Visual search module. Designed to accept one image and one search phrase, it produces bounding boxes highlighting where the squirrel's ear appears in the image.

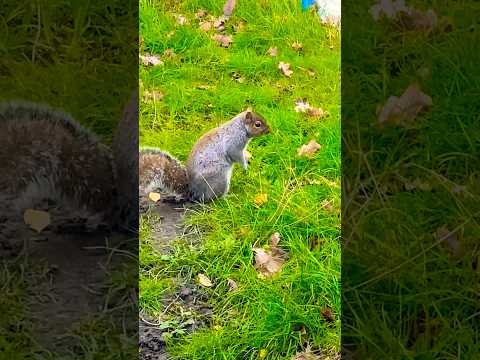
[245,107,252,120]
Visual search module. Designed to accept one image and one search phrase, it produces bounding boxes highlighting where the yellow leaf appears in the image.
[259,349,268,359]
[23,209,51,233]
[148,192,161,202]
[254,193,268,207]
[198,273,213,287]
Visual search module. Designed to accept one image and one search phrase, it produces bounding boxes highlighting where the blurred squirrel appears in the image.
[0,91,138,233]
[140,108,270,202]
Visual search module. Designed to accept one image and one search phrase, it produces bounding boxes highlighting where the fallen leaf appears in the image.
[148,192,161,202]
[278,61,293,77]
[307,69,315,76]
[377,84,432,126]
[163,48,176,58]
[370,0,439,32]
[227,278,238,292]
[297,140,321,158]
[198,273,213,287]
[321,307,335,323]
[223,0,236,17]
[452,184,467,194]
[294,99,329,118]
[267,47,278,56]
[166,31,175,38]
[435,227,463,257]
[195,9,208,19]
[404,178,431,191]
[24,209,51,233]
[253,233,289,278]
[291,41,303,51]
[291,347,321,360]
[174,14,188,25]
[259,349,268,359]
[212,34,233,47]
[270,232,281,247]
[140,54,163,66]
[197,84,210,90]
[253,248,283,278]
[321,199,334,213]
[143,89,164,102]
[254,193,268,207]
[199,21,213,31]
[214,16,228,31]
[230,71,245,83]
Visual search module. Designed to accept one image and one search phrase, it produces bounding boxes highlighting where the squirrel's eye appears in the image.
[254,121,261,128]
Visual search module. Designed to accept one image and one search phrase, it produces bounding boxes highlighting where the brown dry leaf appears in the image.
[253,232,288,278]
[214,16,228,31]
[435,227,463,257]
[253,248,284,278]
[278,61,293,77]
[227,278,238,292]
[294,99,329,119]
[291,41,303,51]
[267,47,278,56]
[174,14,188,25]
[307,69,315,76]
[198,273,213,287]
[321,307,335,323]
[404,178,431,191]
[140,54,163,66]
[254,193,268,207]
[223,0,236,17]
[195,9,208,19]
[199,21,213,31]
[321,199,334,213]
[163,48,176,58]
[377,84,432,126]
[143,89,164,102]
[148,192,161,202]
[452,184,467,194]
[24,209,51,233]
[166,31,175,38]
[297,140,321,158]
[212,34,233,48]
[270,232,281,247]
[370,0,439,32]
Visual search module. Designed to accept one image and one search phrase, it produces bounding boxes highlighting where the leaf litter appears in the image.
[297,140,322,158]
[253,232,289,278]
[377,84,432,126]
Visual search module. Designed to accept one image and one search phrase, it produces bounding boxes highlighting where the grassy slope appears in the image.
[139,0,340,358]
[343,0,480,357]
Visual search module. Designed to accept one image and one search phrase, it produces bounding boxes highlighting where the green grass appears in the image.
[139,0,340,358]
[342,0,480,357]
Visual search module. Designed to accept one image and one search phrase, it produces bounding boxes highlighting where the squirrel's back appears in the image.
[139,148,190,199]
[0,101,118,231]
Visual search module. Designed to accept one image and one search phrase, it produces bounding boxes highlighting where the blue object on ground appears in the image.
[302,0,316,10]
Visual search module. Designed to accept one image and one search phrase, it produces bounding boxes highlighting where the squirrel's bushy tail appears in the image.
[139,148,190,200]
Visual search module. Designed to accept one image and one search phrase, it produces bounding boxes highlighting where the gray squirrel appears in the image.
[139,108,270,202]
[0,91,138,234]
